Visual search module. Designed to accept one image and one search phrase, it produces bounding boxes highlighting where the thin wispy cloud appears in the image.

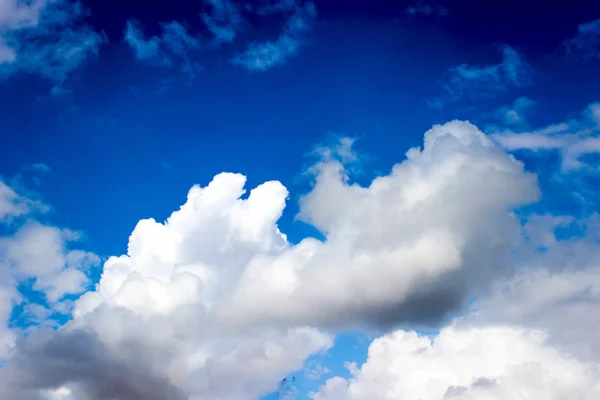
[405,0,448,17]
[565,18,600,60]
[0,0,104,91]
[432,45,532,106]
[231,0,317,71]
[200,0,244,44]
[124,19,201,78]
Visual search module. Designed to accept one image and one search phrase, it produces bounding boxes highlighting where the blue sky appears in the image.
[2,0,600,399]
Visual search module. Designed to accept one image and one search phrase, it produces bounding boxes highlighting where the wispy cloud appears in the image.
[124,19,201,78]
[0,0,104,90]
[494,96,536,127]
[432,45,532,106]
[564,18,600,60]
[405,1,448,17]
[231,1,317,71]
[492,101,600,172]
[200,0,244,44]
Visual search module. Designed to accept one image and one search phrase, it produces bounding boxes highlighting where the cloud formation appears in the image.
[312,324,600,400]
[493,101,600,171]
[230,1,317,71]
[0,0,104,88]
[0,120,541,399]
[124,19,201,78]
[565,18,600,60]
[438,46,532,103]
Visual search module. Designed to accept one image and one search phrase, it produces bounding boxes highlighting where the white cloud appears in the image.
[0,0,104,88]
[311,324,600,400]
[493,96,535,127]
[493,101,600,171]
[0,120,543,399]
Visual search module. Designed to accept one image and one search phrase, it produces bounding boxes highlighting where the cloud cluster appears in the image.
[0,0,103,88]
[0,120,541,399]
[493,101,600,171]
[405,1,448,17]
[312,324,600,400]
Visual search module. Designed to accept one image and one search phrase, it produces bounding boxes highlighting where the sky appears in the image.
[1,0,600,398]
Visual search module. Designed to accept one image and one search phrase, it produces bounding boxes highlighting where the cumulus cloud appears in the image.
[0,0,104,88]
[124,19,201,78]
[231,1,317,71]
[0,120,543,399]
[405,1,448,17]
[565,17,600,60]
[439,45,532,103]
[493,101,600,171]
[311,324,600,400]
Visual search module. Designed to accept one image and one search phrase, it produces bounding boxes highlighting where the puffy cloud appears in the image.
[0,0,103,88]
[0,120,541,399]
[493,101,600,171]
[565,18,600,60]
[311,324,600,400]
[440,46,532,102]
[231,1,317,71]
[405,1,448,17]
[470,213,600,361]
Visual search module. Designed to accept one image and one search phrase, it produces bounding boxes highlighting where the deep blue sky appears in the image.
[2,0,600,397]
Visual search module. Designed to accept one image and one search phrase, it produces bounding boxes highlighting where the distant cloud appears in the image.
[492,101,600,172]
[565,18,600,60]
[200,0,244,44]
[231,1,317,71]
[27,163,51,174]
[405,1,448,17]
[124,19,201,78]
[0,0,104,90]
[494,96,536,127]
[435,45,532,105]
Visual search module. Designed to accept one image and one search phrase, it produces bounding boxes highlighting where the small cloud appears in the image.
[405,1,448,17]
[231,1,317,71]
[435,45,532,105]
[0,0,104,91]
[564,18,600,60]
[28,163,51,174]
[200,0,244,44]
[124,19,201,78]
[494,96,536,127]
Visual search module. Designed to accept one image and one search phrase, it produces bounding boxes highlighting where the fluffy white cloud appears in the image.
[493,101,600,171]
[0,120,543,399]
[312,324,600,400]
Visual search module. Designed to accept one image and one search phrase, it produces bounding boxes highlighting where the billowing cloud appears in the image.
[0,120,541,399]
[0,0,104,88]
[311,324,600,400]
[493,101,600,171]
[231,1,317,71]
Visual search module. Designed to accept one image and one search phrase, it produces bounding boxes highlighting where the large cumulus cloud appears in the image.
[0,120,542,399]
